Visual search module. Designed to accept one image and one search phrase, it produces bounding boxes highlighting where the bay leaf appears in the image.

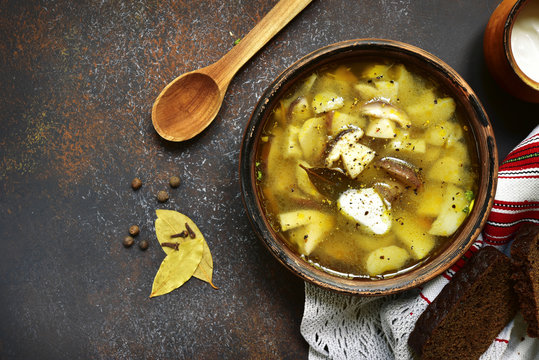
[150,238,204,298]
[298,164,356,199]
[155,209,217,289]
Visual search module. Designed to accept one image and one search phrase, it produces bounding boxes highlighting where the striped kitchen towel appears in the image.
[484,124,539,247]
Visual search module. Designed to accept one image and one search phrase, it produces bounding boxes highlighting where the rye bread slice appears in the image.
[408,246,518,360]
[511,223,539,338]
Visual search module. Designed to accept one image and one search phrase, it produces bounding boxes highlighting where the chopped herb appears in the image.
[257,170,263,181]
[465,190,474,201]
[462,206,469,214]
[234,38,241,45]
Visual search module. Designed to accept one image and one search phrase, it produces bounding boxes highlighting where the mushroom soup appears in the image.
[256,60,478,278]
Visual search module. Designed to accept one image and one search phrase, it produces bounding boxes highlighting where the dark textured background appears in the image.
[0,0,535,359]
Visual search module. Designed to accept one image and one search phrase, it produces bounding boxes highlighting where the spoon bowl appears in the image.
[151,0,313,142]
[152,72,222,142]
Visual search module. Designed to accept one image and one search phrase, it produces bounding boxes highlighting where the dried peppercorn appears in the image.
[131,178,142,190]
[169,176,181,188]
[139,240,149,251]
[123,236,134,248]
[157,190,169,203]
[129,225,140,236]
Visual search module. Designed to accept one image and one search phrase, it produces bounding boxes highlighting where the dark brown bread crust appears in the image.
[511,223,539,338]
[408,246,518,360]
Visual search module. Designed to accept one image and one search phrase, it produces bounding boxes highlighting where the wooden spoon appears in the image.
[152,0,313,142]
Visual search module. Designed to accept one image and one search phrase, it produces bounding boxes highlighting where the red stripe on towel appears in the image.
[419,292,431,305]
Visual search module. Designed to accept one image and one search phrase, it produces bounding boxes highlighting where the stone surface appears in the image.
[0,0,533,359]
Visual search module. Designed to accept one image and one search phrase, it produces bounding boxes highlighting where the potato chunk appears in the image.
[288,96,312,125]
[298,117,327,162]
[391,64,420,106]
[427,156,463,184]
[417,182,446,217]
[352,233,396,252]
[365,245,410,276]
[279,210,334,255]
[365,118,397,138]
[266,128,283,175]
[393,215,435,259]
[283,125,302,159]
[406,96,456,127]
[312,91,344,114]
[279,209,324,231]
[355,82,380,101]
[428,184,469,236]
[332,65,358,82]
[425,122,453,146]
[389,138,426,153]
[330,111,365,135]
[354,80,399,102]
[372,80,399,101]
[361,64,390,79]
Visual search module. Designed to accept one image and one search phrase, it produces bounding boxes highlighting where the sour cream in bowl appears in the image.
[484,0,539,103]
[510,0,539,85]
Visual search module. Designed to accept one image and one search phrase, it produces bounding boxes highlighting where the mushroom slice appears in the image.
[373,180,404,204]
[325,128,375,179]
[287,96,311,124]
[377,157,423,190]
[337,188,392,235]
[360,100,411,128]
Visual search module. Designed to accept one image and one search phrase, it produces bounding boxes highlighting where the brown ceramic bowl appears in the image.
[239,39,498,296]
[484,0,539,103]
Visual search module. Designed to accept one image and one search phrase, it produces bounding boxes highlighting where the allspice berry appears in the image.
[157,190,169,203]
[123,236,134,248]
[139,240,149,251]
[169,176,181,188]
[131,177,142,190]
[128,225,140,236]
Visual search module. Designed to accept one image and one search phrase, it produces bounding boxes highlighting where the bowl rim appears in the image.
[239,38,498,296]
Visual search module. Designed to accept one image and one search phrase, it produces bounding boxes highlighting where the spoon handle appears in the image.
[206,0,313,89]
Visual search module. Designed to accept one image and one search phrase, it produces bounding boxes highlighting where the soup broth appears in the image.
[256,59,478,279]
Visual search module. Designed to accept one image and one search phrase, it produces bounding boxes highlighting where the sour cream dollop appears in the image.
[511,0,539,83]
